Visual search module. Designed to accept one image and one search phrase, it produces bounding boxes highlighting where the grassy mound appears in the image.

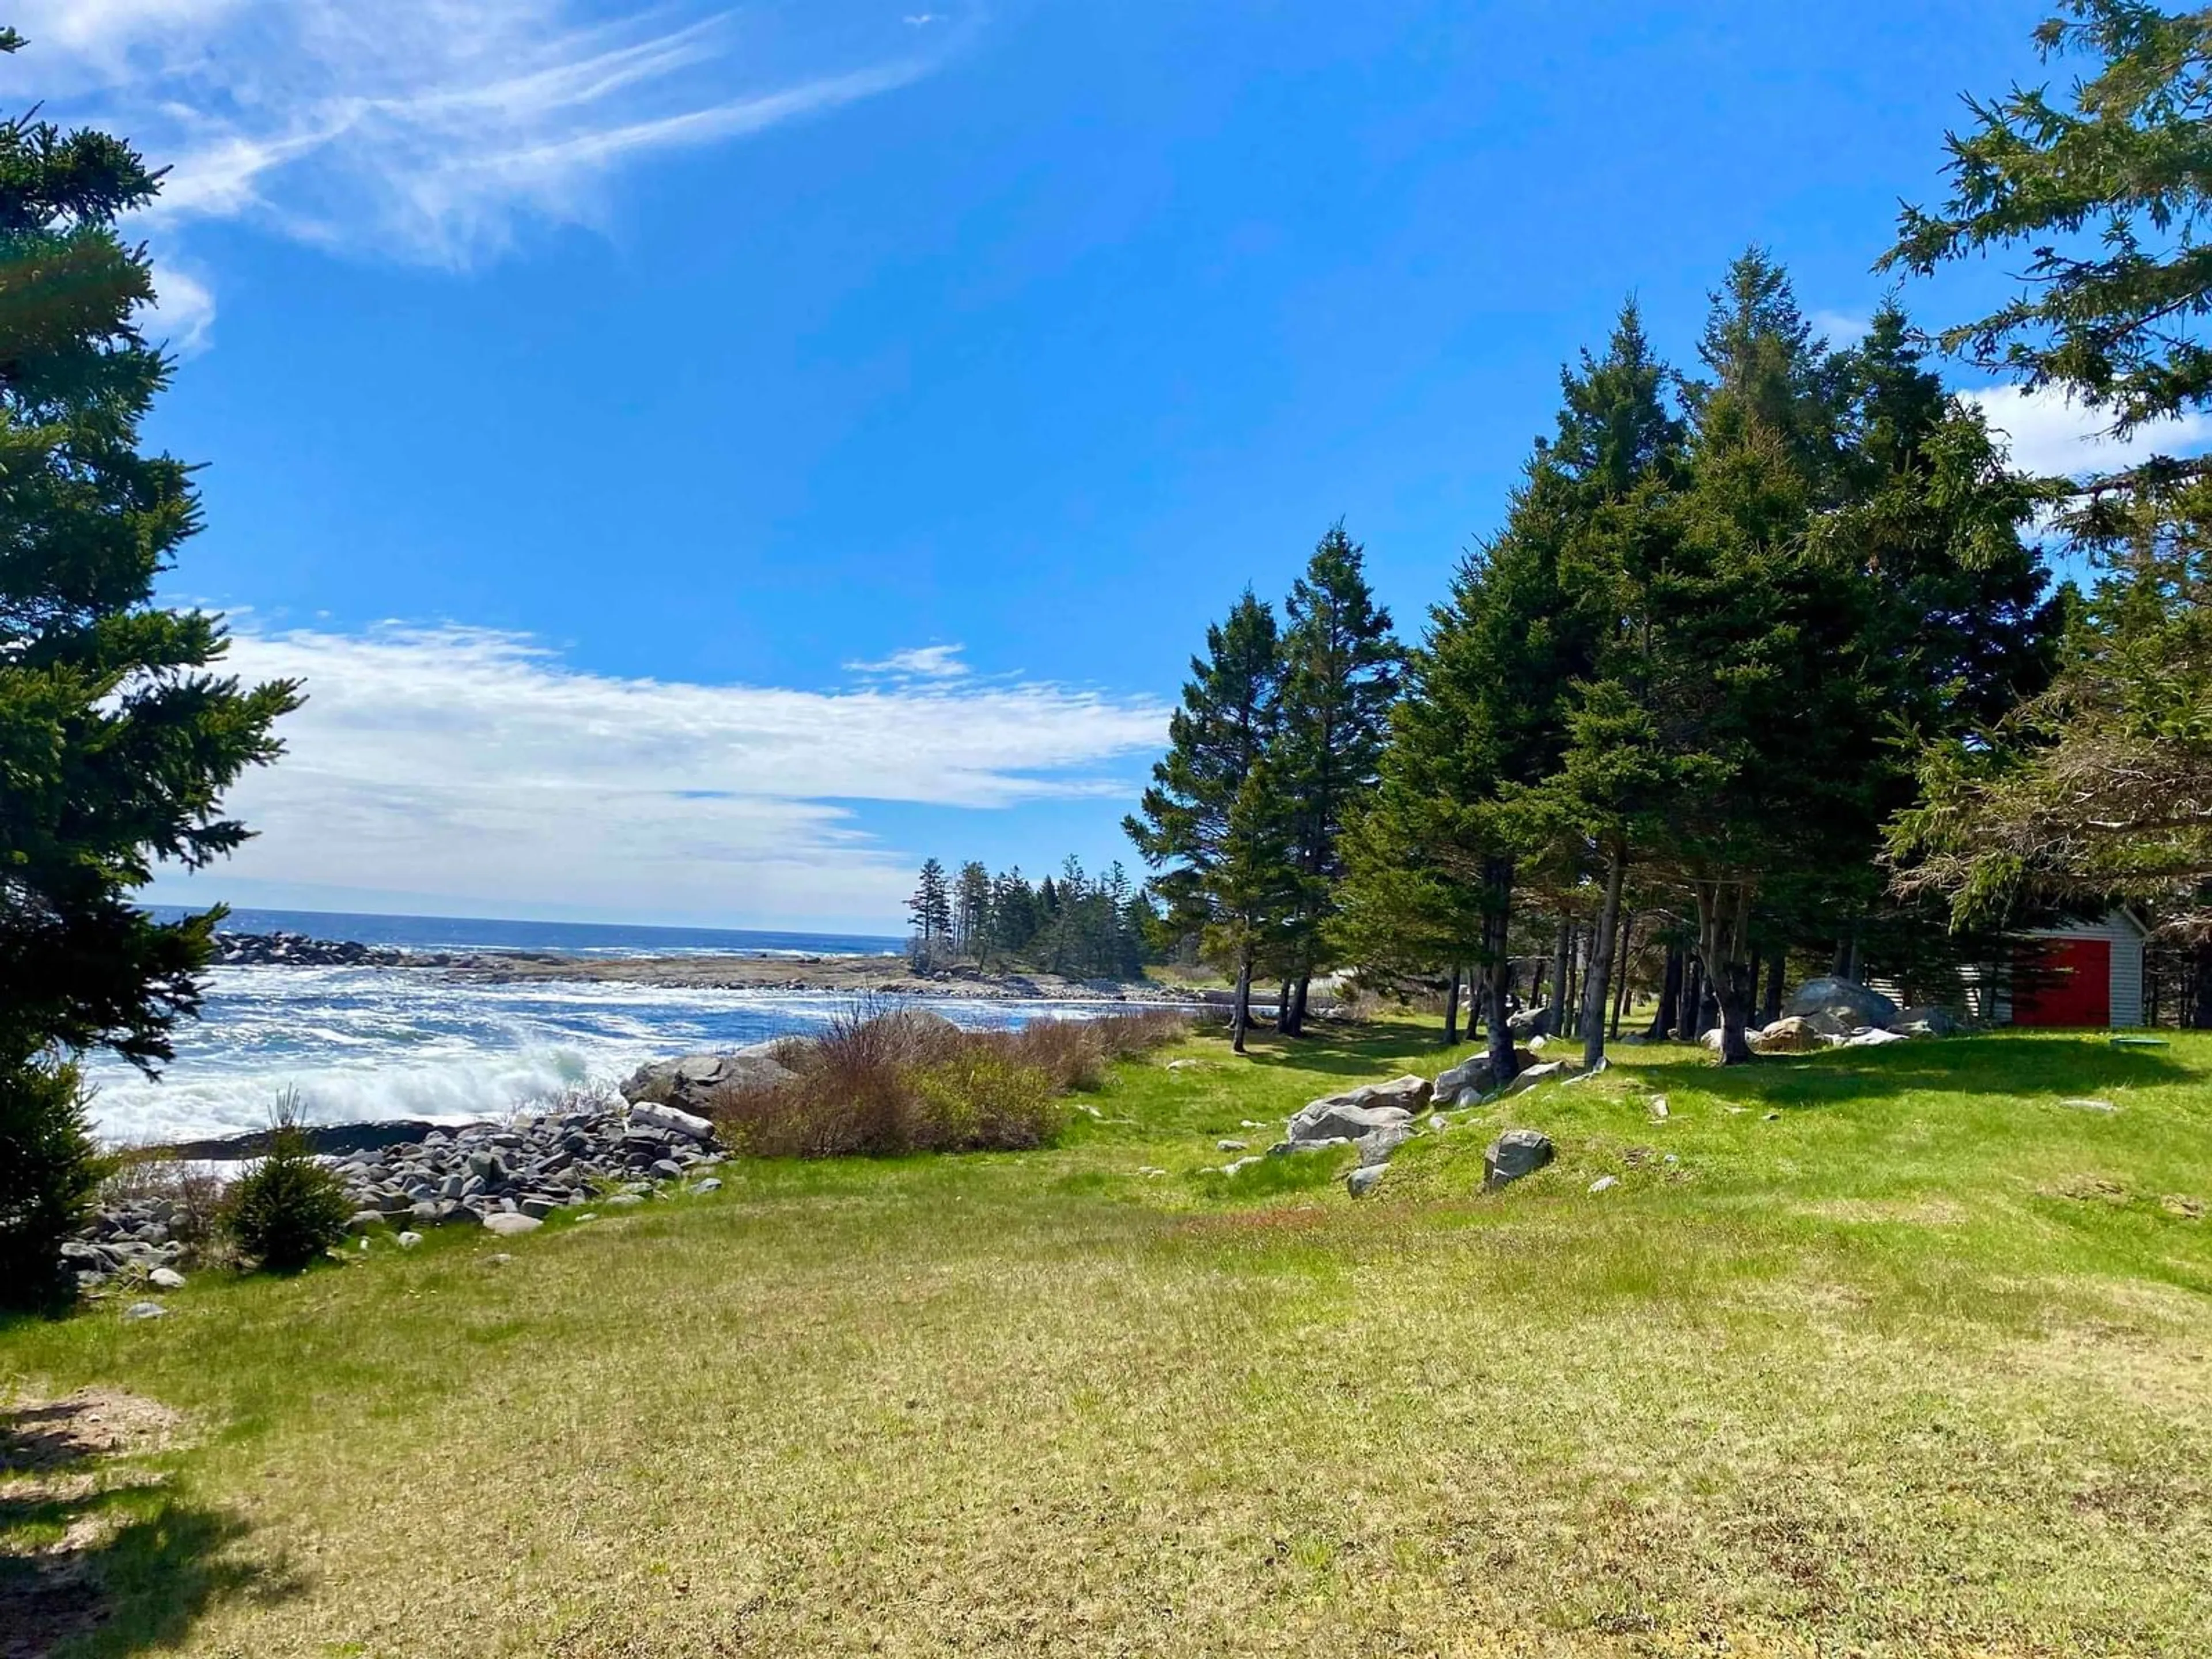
[3,1024,2210,1656]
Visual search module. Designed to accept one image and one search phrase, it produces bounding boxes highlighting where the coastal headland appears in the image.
[216,929,1238,1006]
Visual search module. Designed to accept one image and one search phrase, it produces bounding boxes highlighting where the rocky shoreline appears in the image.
[214,930,451,967]
[67,1091,726,1296]
[209,928,1222,1005]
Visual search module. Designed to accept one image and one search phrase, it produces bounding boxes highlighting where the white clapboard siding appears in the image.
[1868,910,2147,1028]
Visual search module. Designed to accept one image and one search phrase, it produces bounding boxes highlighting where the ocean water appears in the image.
[86,909,1109,1144]
[141,906,907,960]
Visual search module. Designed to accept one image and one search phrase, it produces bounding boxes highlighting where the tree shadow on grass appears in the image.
[1232,1024,1448,1080]
[1655,1035,2194,1111]
[2,1395,298,1658]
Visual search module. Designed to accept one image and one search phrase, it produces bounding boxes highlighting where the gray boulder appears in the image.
[1286,1075,1431,1145]
[148,1266,187,1290]
[1354,1123,1415,1167]
[1483,1128,1554,1190]
[622,1050,794,1110]
[1783,976,1900,1032]
[1288,1099,1413,1146]
[123,1300,169,1321]
[1433,1056,1493,1105]
[1753,1016,1826,1054]
[1346,1165,1388,1199]
[482,1213,543,1238]
[1508,1005,1558,1040]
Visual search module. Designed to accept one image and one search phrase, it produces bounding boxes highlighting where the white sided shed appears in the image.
[1991,909,2149,1029]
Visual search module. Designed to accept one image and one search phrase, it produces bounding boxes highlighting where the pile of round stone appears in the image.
[335,1102,721,1233]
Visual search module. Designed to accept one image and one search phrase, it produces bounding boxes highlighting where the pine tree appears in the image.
[953,861,991,959]
[1126,589,1289,1044]
[0,39,300,1303]
[1510,301,1687,1070]
[1271,524,1402,1033]
[1885,1,2212,442]
[1630,251,1857,1060]
[906,858,953,955]
[990,867,1039,959]
[1883,2,2212,974]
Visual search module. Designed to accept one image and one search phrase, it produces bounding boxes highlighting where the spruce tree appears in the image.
[906,859,953,953]
[1510,301,1687,1070]
[1126,589,1287,1049]
[953,860,991,958]
[0,37,300,1302]
[1270,525,1402,1033]
[1343,456,1582,1083]
[1884,2,2212,970]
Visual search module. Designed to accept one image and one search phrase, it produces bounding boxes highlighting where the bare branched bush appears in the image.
[101,1149,228,1256]
[706,1005,1188,1158]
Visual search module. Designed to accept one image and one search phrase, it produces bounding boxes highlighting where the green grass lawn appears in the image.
[6,1023,2211,1657]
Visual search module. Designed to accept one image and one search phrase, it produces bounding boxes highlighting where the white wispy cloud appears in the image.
[844,643,972,679]
[134,257,218,355]
[6,0,957,335]
[187,624,1163,925]
[1810,308,1871,347]
[1960,384,2212,478]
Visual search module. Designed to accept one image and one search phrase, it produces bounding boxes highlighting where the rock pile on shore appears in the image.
[63,1098,725,1294]
[332,1100,721,1232]
[213,931,450,968]
[62,1200,194,1294]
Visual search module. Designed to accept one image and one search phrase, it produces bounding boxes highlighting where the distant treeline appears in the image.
[906,855,1161,980]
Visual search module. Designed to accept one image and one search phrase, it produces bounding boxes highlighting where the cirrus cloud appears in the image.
[5,0,964,345]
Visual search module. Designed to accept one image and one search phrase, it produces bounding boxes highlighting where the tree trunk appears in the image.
[1705,884,1758,1065]
[1232,949,1254,1054]
[1482,862,1520,1086]
[1548,919,1571,1035]
[1293,974,1312,1034]
[1717,957,1758,1063]
[1273,978,1293,1036]
[1581,843,1628,1071]
[1563,924,1581,1038]
[2193,938,2212,1029]
[1647,946,1682,1041]
[1676,953,1703,1043]
[1611,912,1637,1041]
[1760,946,1786,1025]
[1443,967,1461,1046]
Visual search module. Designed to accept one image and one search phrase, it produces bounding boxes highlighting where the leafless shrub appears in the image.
[100,1150,227,1255]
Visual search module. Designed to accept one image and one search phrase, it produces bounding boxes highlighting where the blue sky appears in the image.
[15,1,2205,931]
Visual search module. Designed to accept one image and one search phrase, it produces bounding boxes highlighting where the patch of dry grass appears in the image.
[707,1003,1190,1157]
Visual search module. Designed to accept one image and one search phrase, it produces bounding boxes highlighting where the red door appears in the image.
[2014,938,2111,1027]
